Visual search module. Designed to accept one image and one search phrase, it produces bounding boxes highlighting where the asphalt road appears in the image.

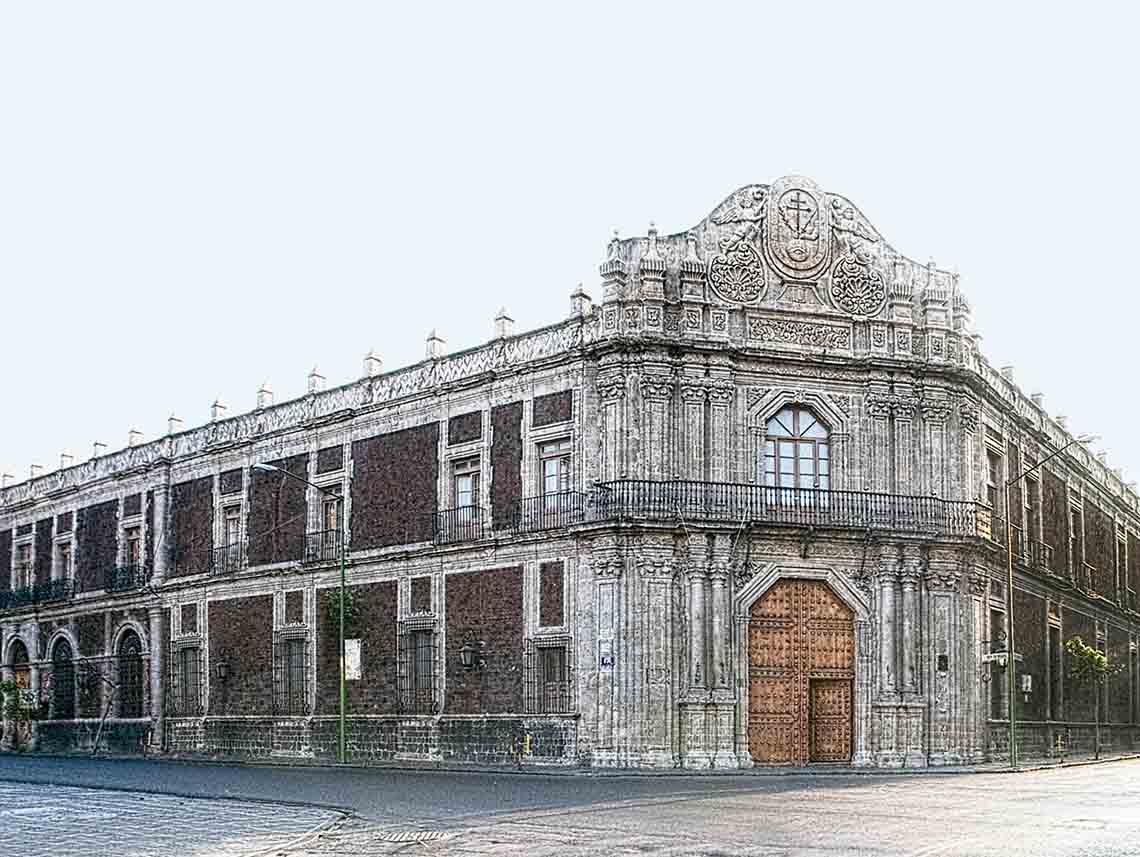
[3,756,1140,856]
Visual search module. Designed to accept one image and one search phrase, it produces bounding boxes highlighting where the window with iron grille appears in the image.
[397,622,436,714]
[51,639,76,720]
[169,645,202,716]
[118,632,145,718]
[524,638,573,714]
[273,634,309,715]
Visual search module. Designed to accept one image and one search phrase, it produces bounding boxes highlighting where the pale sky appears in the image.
[1,3,1135,486]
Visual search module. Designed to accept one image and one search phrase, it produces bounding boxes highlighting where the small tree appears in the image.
[1064,635,1121,759]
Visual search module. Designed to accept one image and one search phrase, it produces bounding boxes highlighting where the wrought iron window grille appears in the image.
[523,635,574,715]
[397,618,438,714]
[272,631,310,716]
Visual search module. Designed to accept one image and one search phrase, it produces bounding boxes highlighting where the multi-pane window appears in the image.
[1025,477,1040,539]
[14,544,31,589]
[763,407,830,490]
[986,450,1003,509]
[320,489,343,534]
[56,542,72,581]
[282,637,306,715]
[174,646,201,715]
[125,526,142,567]
[452,458,480,509]
[223,506,241,547]
[539,439,572,495]
[411,629,433,712]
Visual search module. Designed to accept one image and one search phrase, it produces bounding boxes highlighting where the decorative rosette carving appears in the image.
[707,235,766,304]
[829,253,887,317]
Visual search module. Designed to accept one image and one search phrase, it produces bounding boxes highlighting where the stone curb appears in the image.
[6,748,1139,779]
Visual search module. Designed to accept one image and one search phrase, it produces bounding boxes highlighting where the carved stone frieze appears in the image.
[747,316,851,350]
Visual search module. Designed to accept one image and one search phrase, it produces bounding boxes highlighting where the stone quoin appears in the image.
[2,175,1139,767]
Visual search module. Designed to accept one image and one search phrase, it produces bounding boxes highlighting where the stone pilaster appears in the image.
[707,535,735,769]
[148,607,165,750]
[922,397,951,499]
[865,388,892,492]
[598,372,627,482]
[639,373,674,481]
[966,565,989,762]
[0,661,12,751]
[680,533,712,768]
[959,399,979,502]
[707,384,734,484]
[892,394,916,494]
[679,383,707,480]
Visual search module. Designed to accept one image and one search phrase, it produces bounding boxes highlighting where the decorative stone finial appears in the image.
[211,399,227,422]
[60,451,74,470]
[92,441,107,459]
[168,414,184,435]
[1000,366,1015,384]
[29,464,43,479]
[128,428,143,448]
[494,307,515,339]
[257,382,274,409]
[0,473,12,489]
[1056,414,1068,430]
[1096,450,1108,465]
[362,350,383,378]
[570,284,592,318]
[308,367,325,394]
[426,330,446,359]
[1030,392,1044,408]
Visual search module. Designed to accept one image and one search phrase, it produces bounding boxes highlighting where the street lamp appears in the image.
[252,461,348,764]
[1003,432,1097,769]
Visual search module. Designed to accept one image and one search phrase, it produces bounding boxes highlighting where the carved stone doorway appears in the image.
[748,578,855,764]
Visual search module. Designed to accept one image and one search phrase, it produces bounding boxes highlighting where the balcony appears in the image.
[512,492,589,534]
[508,481,980,537]
[432,506,488,545]
[209,542,245,576]
[107,563,150,593]
[0,579,72,611]
[303,529,342,564]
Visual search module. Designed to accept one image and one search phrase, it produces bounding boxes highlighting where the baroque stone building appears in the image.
[2,174,1139,767]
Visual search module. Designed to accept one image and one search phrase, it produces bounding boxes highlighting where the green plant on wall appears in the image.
[1064,635,1122,759]
[325,588,360,638]
[0,679,41,725]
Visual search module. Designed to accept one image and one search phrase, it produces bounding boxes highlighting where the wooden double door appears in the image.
[748,578,855,765]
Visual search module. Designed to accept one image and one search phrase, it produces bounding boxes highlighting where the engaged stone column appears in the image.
[0,664,13,751]
[148,607,165,750]
[598,371,627,481]
[28,662,41,751]
[900,547,923,696]
[639,374,673,480]
[707,385,734,484]
[688,564,708,689]
[878,546,899,697]
[151,483,169,584]
[709,563,730,690]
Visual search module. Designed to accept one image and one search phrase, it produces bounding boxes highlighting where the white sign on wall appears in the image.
[344,638,362,680]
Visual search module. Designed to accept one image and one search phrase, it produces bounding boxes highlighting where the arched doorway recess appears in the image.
[748,578,855,764]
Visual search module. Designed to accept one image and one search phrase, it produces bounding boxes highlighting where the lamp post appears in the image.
[1003,432,1097,769]
[252,462,347,764]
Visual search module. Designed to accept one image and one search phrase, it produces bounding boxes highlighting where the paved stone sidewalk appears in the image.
[0,780,343,857]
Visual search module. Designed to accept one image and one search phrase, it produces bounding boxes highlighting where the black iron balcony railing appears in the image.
[589,480,981,536]
[512,492,589,533]
[432,506,488,545]
[107,563,150,593]
[303,529,342,564]
[209,542,245,576]
[1027,538,1055,573]
[0,579,72,611]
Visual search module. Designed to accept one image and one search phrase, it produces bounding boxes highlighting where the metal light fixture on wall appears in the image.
[459,639,486,672]
[215,650,231,683]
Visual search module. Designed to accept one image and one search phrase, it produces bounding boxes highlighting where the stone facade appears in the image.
[2,174,1140,767]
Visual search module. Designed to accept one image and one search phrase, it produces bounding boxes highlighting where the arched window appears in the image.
[118,631,145,718]
[51,639,75,720]
[763,406,830,491]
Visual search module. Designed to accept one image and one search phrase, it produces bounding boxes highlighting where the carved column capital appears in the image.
[639,376,673,402]
[959,400,979,433]
[708,563,731,586]
[892,396,918,421]
[594,557,624,579]
[922,401,952,423]
[967,569,989,597]
[598,375,626,402]
[865,394,892,420]
[706,384,734,406]
[680,383,707,404]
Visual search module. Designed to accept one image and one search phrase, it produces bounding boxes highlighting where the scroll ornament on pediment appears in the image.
[707,232,767,305]
[829,253,887,317]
